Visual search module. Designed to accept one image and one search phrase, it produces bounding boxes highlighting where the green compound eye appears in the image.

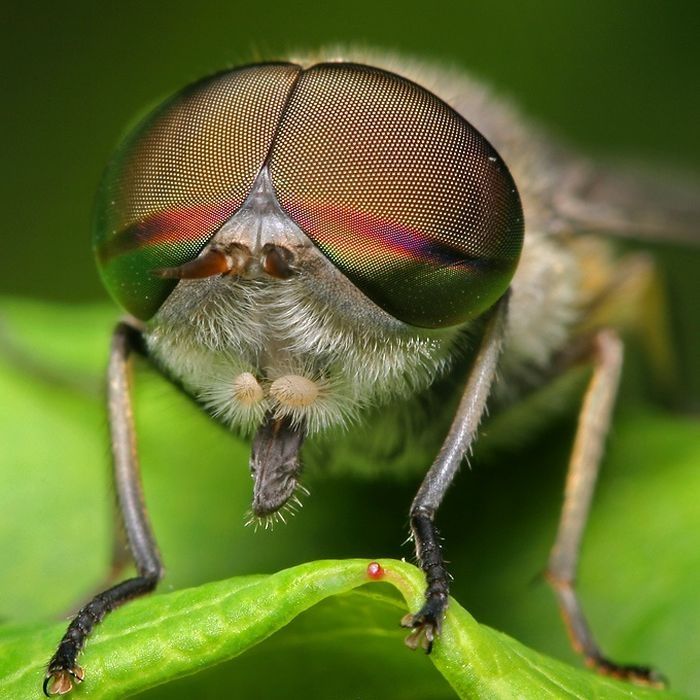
[94,61,523,326]
[268,63,524,328]
[93,63,302,320]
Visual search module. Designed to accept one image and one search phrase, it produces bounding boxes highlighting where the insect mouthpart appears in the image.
[249,413,306,519]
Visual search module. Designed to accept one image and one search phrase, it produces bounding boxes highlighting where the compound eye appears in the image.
[268,63,524,328]
[93,64,301,320]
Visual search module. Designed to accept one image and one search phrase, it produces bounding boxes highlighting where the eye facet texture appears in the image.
[269,63,523,327]
[94,61,524,326]
[94,63,302,319]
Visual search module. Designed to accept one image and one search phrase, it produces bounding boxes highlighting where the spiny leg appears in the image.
[402,294,509,651]
[546,328,663,687]
[44,322,164,696]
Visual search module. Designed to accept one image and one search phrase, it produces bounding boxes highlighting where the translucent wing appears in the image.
[545,157,700,245]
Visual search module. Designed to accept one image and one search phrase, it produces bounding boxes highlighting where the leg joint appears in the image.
[410,505,434,522]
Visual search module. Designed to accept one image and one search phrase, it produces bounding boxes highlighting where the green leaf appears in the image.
[1,298,698,699]
[0,559,687,699]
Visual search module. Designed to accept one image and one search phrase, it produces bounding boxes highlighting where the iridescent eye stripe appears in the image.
[96,201,239,263]
[285,200,488,270]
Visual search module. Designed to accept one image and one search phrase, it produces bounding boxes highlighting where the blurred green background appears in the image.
[2,1,699,698]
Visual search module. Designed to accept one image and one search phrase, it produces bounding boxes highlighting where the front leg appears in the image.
[44,321,164,696]
[401,506,450,651]
[401,294,509,651]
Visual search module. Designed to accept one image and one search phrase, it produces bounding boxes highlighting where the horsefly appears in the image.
[44,49,698,695]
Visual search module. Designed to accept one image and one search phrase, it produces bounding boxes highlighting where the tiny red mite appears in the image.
[367,562,385,580]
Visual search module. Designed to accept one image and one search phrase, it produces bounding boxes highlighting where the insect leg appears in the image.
[44,321,164,696]
[401,294,509,652]
[546,328,663,686]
